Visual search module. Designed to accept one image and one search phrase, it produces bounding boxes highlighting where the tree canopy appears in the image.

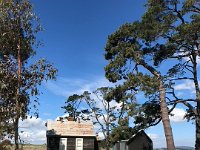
[0,1,57,149]
[104,0,200,149]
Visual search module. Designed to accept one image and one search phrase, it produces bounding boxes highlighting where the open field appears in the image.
[18,145,46,150]
[4,144,46,150]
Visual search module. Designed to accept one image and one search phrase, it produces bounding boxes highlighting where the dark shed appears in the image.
[112,130,153,150]
[126,130,153,150]
[46,120,98,150]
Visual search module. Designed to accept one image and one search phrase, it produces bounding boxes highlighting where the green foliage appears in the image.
[104,0,200,127]
[62,86,136,149]
[0,0,41,61]
[144,0,200,123]
[109,118,135,145]
[103,1,199,149]
[104,19,161,103]
[0,0,57,146]
[0,53,57,139]
[19,59,57,118]
[61,94,84,120]
[105,1,200,149]
[134,101,161,130]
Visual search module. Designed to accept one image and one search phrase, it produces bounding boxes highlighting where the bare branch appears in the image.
[170,77,194,81]
[185,65,194,74]
[174,3,185,24]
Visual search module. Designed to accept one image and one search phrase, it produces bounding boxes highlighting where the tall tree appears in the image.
[104,22,175,149]
[0,1,57,150]
[139,0,200,149]
[105,0,200,149]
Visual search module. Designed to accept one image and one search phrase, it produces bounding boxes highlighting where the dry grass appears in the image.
[4,144,46,150]
[19,145,46,150]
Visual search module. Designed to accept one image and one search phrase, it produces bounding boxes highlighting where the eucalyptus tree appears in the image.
[0,1,57,150]
[0,58,18,140]
[63,86,135,150]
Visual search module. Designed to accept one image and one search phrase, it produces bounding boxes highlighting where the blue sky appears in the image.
[19,0,197,148]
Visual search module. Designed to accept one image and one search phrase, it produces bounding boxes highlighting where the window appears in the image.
[76,138,83,150]
[59,138,67,150]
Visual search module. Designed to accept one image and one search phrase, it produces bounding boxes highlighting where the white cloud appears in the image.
[55,113,69,121]
[147,133,159,140]
[110,101,123,110]
[97,132,105,140]
[169,107,186,123]
[197,57,200,65]
[184,55,200,66]
[175,50,200,66]
[174,80,194,91]
[45,76,114,97]
[19,116,47,144]
[94,98,122,111]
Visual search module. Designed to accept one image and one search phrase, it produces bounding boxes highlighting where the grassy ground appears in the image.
[18,144,46,150]
[2,144,47,150]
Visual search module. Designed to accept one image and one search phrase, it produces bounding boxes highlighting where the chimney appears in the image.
[67,117,74,121]
[78,118,80,123]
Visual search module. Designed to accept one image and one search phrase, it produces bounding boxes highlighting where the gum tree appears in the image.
[0,1,57,149]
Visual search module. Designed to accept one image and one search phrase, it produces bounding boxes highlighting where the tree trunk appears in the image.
[14,117,19,150]
[140,61,175,150]
[194,94,200,150]
[106,101,110,150]
[15,40,21,150]
[195,96,200,150]
[192,54,200,150]
[159,80,175,150]
[196,112,200,150]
